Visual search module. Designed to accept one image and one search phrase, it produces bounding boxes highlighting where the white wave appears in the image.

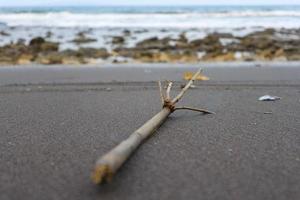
[0,11,300,28]
[202,10,300,17]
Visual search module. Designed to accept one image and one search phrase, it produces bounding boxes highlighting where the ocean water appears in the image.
[0,5,300,28]
[0,5,299,50]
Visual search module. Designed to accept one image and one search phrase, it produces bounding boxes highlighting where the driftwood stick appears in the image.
[92,107,171,184]
[172,68,202,104]
[92,68,213,184]
[175,106,215,114]
[166,81,173,100]
[158,81,164,105]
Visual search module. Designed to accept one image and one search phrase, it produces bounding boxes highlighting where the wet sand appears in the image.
[0,62,300,85]
[0,64,299,200]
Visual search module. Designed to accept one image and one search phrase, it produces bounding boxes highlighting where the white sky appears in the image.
[1,0,300,6]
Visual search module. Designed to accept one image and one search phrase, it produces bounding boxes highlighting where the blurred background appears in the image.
[0,0,300,65]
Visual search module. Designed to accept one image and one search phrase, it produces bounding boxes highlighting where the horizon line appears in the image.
[1,4,300,7]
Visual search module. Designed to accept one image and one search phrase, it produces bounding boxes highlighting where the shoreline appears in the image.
[2,61,300,69]
[1,64,299,86]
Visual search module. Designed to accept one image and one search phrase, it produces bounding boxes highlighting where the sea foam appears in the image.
[0,9,300,28]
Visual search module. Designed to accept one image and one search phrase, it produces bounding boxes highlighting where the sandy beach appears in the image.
[1,62,300,85]
[0,65,299,200]
[1,3,300,200]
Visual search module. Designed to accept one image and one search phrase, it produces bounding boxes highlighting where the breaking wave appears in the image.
[0,7,300,28]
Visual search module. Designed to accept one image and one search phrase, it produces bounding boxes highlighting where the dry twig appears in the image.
[175,106,215,114]
[166,81,173,100]
[91,68,214,184]
[158,81,164,104]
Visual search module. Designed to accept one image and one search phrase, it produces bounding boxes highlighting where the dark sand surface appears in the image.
[0,64,300,200]
[1,62,300,86]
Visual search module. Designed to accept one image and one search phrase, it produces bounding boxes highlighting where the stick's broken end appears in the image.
[91,165,113,184]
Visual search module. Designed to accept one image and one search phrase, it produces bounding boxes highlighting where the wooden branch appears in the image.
[171,68,203,104]
[92,107,172,184]
[92,67,213,184]
[158,81,165,105]
[175,106,215,114]
[166,81,173,100]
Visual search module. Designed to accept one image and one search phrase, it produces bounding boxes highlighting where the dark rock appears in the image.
[175,33,189,49]
[112,36,125,45]
[282,45,300,60]
[71,34,97,44]
[160,29,168,32]
[241,36,276,51]
[113,47,139,58]
[58,48,109,64]
[40,42,59,52]
[71,37,97,44]
[190,34,223,53]
[178,32,188,43]
[59,50,86,64]
[78,48,110,59]
[36,51,87,65]
[190,34,221,46]
[115,47,198,63]
[191,35,215,44]
[246,28,276,38]
[16,39,26,45]
[76,31,88,37]
[46,31,53,38]
[0,43,30,64]
[29,37,59,52]
[60,49,80,57]
[134,29,148,34]
[0,31,10,36]
[136,37,173,50]
[29,37,45,46]
[123,29,131,36]
[210,32,234,38]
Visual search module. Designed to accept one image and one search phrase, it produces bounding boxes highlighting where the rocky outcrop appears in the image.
[111,29,300,63]
[1,28,300,65]
[35,48,110,65]
[136,37,175,50]
[71,32,97,44]
[0,31,10,36]
[29,37,59,52]
[123,29,131,36]
[0,43,31,64]
[0,37,110,65]
[77,48,109,59]
[112,36,125,45]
